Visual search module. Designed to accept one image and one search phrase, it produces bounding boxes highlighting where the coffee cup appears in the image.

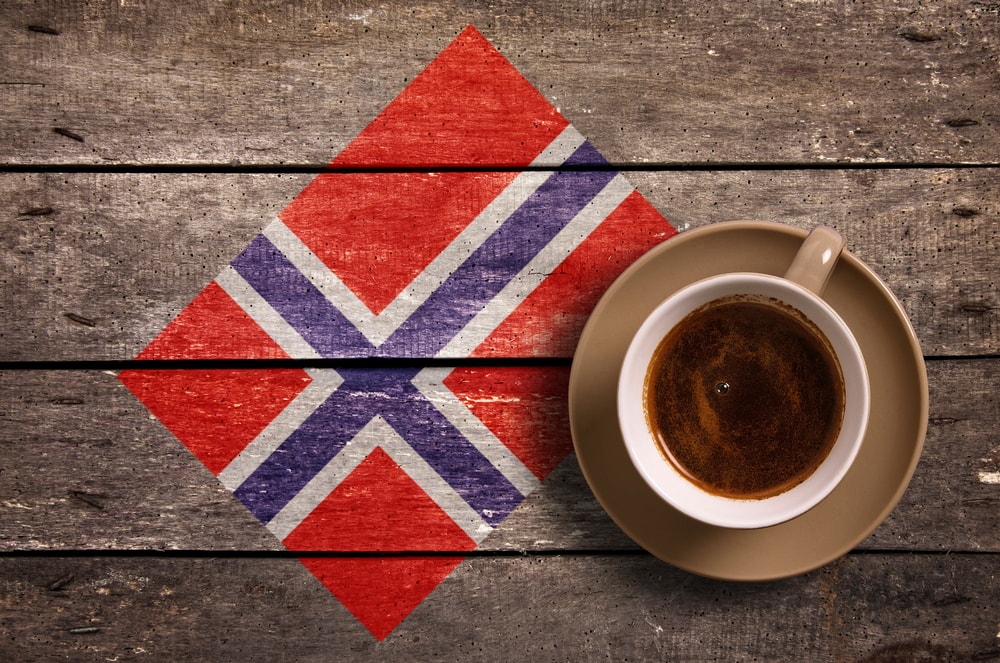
[617,226,870,529]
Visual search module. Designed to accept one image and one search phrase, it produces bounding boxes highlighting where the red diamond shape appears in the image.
[119,282,311,475]
[444,366,573,481]
[280,171,517,315]
[276,25,575,315]
[300,556,465,641]
[135,281,291,360]
[282,447,477,552]
[331,25,568,168]
[119,368,311,475]
[285,447,475,639]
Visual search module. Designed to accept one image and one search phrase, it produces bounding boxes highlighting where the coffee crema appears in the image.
[644,295,845,500]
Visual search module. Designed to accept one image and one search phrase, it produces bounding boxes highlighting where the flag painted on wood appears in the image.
[119,25,676,640]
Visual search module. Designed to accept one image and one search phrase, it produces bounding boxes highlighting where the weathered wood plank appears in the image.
[1,0,995,658]
[1,0,998,166]
[1,360,995,553]
[1,172,306,361]
[628,168,1000,358]
[2,169,996,360]
[0,368,282,552]
[0,553,997,660]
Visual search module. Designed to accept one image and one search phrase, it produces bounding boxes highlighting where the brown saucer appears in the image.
[569,221,928,580]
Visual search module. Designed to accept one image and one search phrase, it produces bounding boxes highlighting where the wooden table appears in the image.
[2,1,998,660]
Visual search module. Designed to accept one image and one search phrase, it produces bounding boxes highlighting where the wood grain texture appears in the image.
[0,368,282,552]
[1,360,995,553]
[1,0,998,166]
[2,0,998,656]
[2,169,997,360]
[0,172,305,361]
[1,554,997,661]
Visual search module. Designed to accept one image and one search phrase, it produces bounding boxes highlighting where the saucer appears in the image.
[569,221,928,580]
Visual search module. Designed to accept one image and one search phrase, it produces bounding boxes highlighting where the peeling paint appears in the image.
[977,471,1000,484]
[347,9,374,26]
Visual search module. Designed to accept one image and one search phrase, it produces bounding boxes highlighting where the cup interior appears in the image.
[617,273,870,529]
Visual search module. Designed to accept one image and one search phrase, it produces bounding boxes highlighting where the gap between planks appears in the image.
[2,162,1000,175]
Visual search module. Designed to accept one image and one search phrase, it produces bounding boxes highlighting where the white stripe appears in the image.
[254,126,588,349]
[413,367,541,497]
[263,171,547,346]
[214,266,320,359]
[437,174,635,357]
[372,169,549,339]
[261,218,378,332]
[217,369,344,491]
[266,416,491,543]
[530,125,588,166]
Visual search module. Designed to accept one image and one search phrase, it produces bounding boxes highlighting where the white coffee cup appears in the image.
[617,226,870,529]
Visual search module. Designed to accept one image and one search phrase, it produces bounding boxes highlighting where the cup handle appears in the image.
[784,225,845,296]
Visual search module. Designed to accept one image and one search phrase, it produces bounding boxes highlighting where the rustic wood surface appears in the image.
[2,555,998,662]
[2,0,999,166]
[0,360,997,554]
[2,0,999,660]
[2,169,997,360]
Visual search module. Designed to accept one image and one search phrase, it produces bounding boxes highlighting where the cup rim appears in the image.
[617,272,871,529]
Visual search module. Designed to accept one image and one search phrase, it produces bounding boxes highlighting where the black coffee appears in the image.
[645,296,845,500]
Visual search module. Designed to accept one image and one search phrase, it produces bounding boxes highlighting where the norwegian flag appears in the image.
[119,25,675,639]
